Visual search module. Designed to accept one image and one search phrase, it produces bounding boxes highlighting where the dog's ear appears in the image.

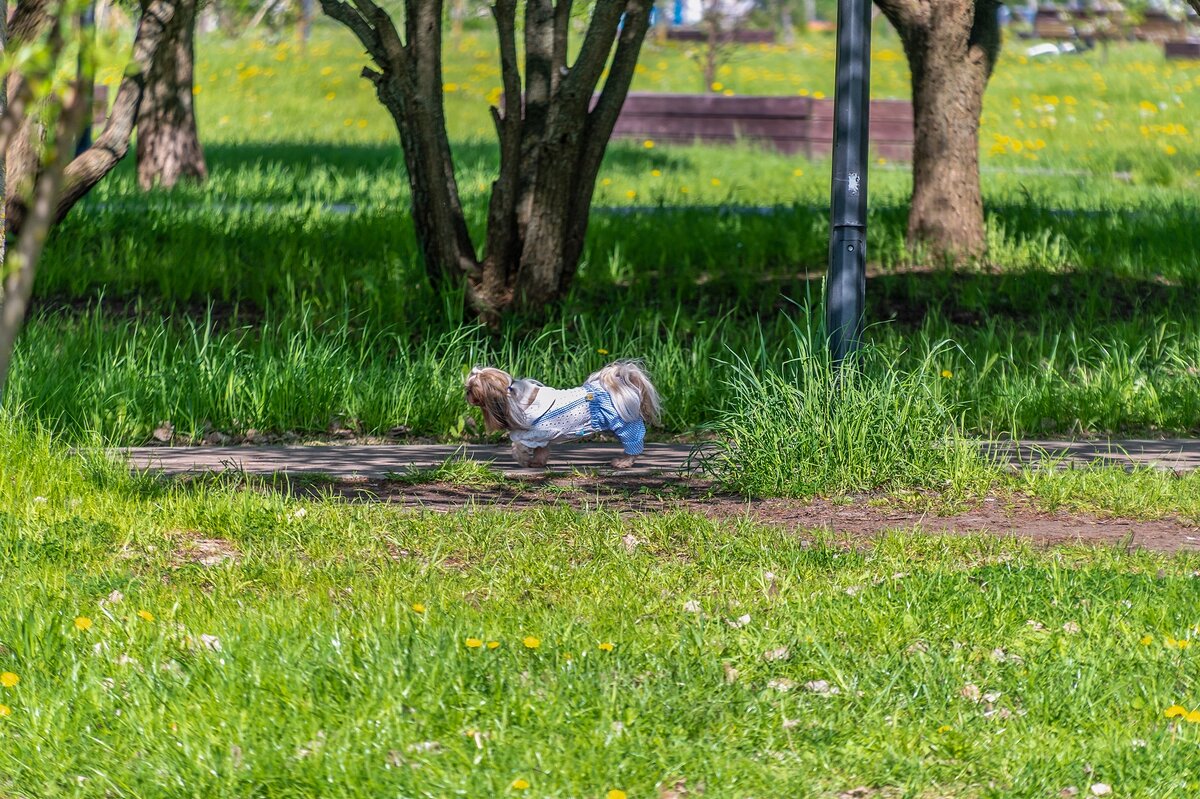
[466,369,512,432]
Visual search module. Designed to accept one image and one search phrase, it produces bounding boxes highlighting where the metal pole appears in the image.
[826,0,872,364]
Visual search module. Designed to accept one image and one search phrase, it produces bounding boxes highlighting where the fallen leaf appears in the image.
[762,646,790,662]
[804,679,840,696]
[1090,784,1111,797]
[727,614,752,629]
[722,662,739,684]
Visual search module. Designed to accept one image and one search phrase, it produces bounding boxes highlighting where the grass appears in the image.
[15,24,1199,444]
[3,419,1200,797]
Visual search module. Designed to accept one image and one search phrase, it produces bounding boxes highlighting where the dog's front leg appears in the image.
[512,442,551,468]
[609,454,637,469]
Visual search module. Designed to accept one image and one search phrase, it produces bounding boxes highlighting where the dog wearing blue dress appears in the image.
[465,361,661,469]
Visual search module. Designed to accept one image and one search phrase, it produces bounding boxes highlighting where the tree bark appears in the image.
[876,0,1000,260]
[136,0,206,189]
[322,0,653,321]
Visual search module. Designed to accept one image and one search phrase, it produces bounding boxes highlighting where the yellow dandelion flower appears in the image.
[344,118,353,127]
[877,157,888,165]
[320,66,334,76]
[626,190,637,200]
[799,88,809,96]
[710,82,724,91]
[1166,635,1178,648]
[138,610,155,622]
[643,139,655,149]
[680,186,689,194]
[523,636,541,649]
[937,725,952,733]
[1165,145,1178,156]
[813,91,826,99]
[465,638,483,648]
[650,169,662,177]
[0,672,18,688]
[1165,704,1187,718]
[1180,639,1192,650]
[444,82,459,92]
[793,168,804,177]
[597,348,610,355]
[601,178,612,187]
[0,704,10,717]
[607,791,628,799]
[192,85,202,95]
[710,178,721,186]
[1140,635,1154,645]
[411,603,426,614]
[941,369,954,379]
[74,616,93,631]
[487,641,500,649]
[357,119,368,129]
[325,92,336,101]
[599,642,615,652]
[511,779,530,790]
[1187,710,1200,723]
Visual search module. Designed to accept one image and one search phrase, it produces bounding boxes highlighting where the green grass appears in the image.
[15,26,1199,444]
[3,419,1200,797]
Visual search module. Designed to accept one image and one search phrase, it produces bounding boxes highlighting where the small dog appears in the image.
[465,360,661,468]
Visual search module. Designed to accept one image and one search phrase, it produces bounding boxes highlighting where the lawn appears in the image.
[8,21,1198,445]
[5,20,1200,796]
[2,424,1200,798]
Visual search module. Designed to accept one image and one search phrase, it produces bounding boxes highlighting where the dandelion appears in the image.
[523,636,541,649]
[444,82,459,92]
[710,178,721,186]
[0,705,9,717]
[1140,634,1154,645]
[937,725,952,733]
[344,118,353,127]
[597,348,610,356]
[601,178,612,187]
[599,642,614,652]
[511,779,530,790]
[411,603,426,614]
[487,641,500,649]
[325,92,336,101]
[0,673,18,688]
[320,66,334,76]
[357,119,368,129]
[877,157,888,165]
[650,169,662,177]
[1188,710,1200,723]
[137,610,155,622]
[642,139,655,149]
[607,791,628,799]
[74,616,93,631]
[626,190,637,200]
[465,638,483,648]
[793,168,804,177]
[813,90,825,99]
[1165,145,1178,156]
[1165,704,1187,718]
[710,81,724,91]
[941,369,954,379]
[679,186,689,194]
[192,85,202,95]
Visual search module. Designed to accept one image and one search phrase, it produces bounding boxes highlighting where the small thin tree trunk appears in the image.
[137,0,206,190]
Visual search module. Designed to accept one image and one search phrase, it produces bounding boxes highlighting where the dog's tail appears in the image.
[588,360,661,426]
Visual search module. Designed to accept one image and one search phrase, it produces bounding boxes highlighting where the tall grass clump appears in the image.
[705,317,995,497]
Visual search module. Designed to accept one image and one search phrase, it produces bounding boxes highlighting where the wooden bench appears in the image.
[665,27,777,44]
[1033,7,1078,41]
[610,93,914,160]
[1134,9,1188,41]
[1165,38,1200,59]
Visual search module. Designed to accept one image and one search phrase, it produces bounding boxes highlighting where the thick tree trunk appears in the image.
[136,0,206,189]
[322,0,652,322]
[877,0,1000,260]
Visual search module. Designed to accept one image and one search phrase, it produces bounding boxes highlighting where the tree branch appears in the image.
[559,0,625,107]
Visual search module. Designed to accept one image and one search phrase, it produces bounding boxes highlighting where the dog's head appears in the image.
[465,366,517,432]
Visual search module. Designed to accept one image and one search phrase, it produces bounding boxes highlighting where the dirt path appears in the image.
[304,474,1200,555]
[119,438,1200,477]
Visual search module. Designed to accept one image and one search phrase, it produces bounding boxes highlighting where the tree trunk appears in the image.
[322,0,653,322]
[6,0,177,235]
[877,0,1000,260]
[136,0,206,189]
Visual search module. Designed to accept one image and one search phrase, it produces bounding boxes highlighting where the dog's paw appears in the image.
[609,455,637,469]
